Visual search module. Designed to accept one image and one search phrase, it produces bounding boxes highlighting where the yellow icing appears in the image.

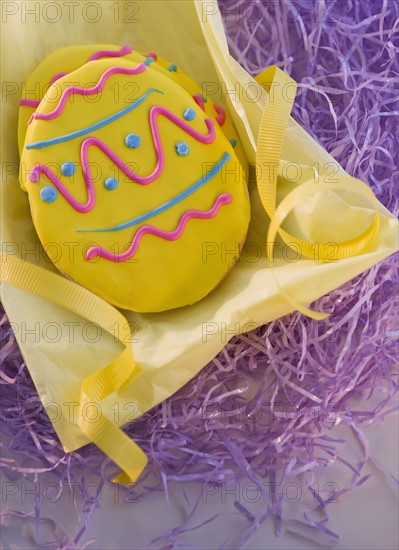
[20,49,250,312]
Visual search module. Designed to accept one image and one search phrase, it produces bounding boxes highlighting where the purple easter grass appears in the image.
[1,0,398,548]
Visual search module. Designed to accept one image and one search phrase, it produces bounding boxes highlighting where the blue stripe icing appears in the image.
[25,88,164,150]
[77,152,232,233]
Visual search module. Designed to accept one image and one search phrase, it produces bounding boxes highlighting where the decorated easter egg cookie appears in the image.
[20,52,250,312]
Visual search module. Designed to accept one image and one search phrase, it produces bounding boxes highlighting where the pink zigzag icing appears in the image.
[86,193,233,262]
[87,45,132,62]
[19,46,133,109]
[29,64,147,124]
[30,106,216,212]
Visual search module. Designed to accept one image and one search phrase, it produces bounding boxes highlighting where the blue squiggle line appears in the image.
[25,88,164,150]
[76,152,231,233]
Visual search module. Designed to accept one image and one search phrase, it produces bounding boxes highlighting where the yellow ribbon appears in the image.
[0,253,147,484]
[254,66,380,318]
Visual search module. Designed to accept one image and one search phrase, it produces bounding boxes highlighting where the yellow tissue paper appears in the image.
[1,1,398,482]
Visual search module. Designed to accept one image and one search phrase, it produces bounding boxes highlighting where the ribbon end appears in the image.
[112,452,148,486]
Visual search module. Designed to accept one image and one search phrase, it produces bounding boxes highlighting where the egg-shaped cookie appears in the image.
[20,57,250,312]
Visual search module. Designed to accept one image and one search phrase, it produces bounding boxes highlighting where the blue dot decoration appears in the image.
[125,133,142,149]
[61,162,76,177]
[104,177,118,190]
[230,139,237,148]
[183,108,196,121]
[40,186,58,203]
[175,141,190,157]
[168,64,177,72]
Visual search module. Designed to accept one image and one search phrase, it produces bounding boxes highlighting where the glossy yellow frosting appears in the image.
[20,45,250,312]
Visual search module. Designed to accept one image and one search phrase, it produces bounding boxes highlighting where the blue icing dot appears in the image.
[183,108,196,121]
[167,64,177,72]
[144,56,155,66]
[40,186,58,203]
[104,177,118,190]
[175,142,190,157]
[230,139,237,148]
[61,162,76,176]
[125,133,142,149]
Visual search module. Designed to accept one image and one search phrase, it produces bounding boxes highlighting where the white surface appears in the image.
[1,409,398,549]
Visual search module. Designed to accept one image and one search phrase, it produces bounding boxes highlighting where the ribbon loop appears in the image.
[0,253,147,484]
[255,66,380,319]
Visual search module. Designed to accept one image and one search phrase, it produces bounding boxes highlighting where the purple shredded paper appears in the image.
[1,0,398,548]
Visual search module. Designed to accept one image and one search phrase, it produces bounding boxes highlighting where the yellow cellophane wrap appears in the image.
[1,1,398,483]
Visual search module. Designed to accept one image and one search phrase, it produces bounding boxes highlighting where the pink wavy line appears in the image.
[87,45,132,62]
[30,105,216,212]
[86,193,233,262]
[19,74,69,108]
[20,46,132,110]
[19,98,40,107]
[29,64,146,124]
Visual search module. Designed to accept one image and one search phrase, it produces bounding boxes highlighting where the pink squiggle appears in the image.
[86,193,233,262]
[19,98,40,107]
[214,104,226,126]
[19,74,71,108]
[193,95,226,126]
[30,106,216,212]
[87,45,132,62]
[29,64,146,124]
[20,47,132,110]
